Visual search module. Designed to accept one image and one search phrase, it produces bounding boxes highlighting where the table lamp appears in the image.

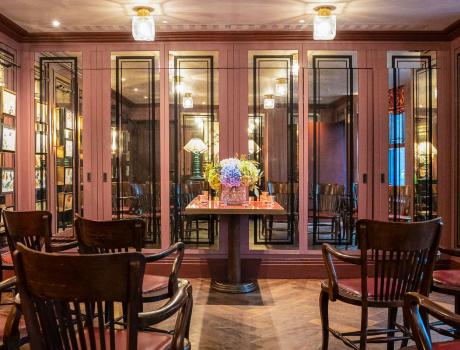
[183,138,207,180]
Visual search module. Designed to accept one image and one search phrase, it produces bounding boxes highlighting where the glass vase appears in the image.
[220,185,249,206]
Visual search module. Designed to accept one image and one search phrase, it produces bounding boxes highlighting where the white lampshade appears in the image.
[183,138,207,153]
[263,94,275,110]
[275,78,288,97]
[313,6,336,41]
[183,93,194,109]
[132,7,155,41]
[417,141,438,156]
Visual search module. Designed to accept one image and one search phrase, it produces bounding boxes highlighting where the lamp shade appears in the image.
[183,93,194,109]
[263,94,275,109]
[417,141,437,156]
[132,7,155,41]
[313,6,336,40]
[275,78,288,97]
[183,138,207,153]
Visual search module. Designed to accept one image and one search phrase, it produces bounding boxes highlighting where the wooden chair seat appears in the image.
[1,252,12,266]
[402,341,460,350]
[321,278,401,307]
[433,270,460,290]
[143,274,169,294]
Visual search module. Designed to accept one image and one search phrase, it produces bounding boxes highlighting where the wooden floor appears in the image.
[155,278,454,350]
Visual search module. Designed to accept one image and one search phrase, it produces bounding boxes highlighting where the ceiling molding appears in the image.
[1,13,460,43]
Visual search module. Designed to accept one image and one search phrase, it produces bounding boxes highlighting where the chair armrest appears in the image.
[144,242,185,263]
[49,241,78,253]
[138,280,190,328]
[322,243,361,301]
[0,276,16,292]
[439,246,460,258]
[3,300,22,348]
[404,292,460,349]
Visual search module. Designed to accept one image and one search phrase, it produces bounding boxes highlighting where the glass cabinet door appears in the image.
[36,53,82,233]
[387,52,437,222]
[110,52,161,247]
[248,50,299,248]
[307,51,359,249]
[169,51,219,249]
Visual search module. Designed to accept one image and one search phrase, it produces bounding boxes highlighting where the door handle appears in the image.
[380,173,385,184]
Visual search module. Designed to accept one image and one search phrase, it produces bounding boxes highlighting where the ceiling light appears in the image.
[275,78,288,97]
[313,6,336,40]
[143,96,148,99]
[162,20,168,24]
[132,6,155,41]
[299,19,305,24]
[183,93,194,109]
[175,76,185,94]
[133,88,138,92]
[263,94,275,110]
[121,77,126,82]
[52,20,60,28]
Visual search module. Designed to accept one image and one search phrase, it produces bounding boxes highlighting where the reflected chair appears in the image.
[262,182,298,243]
[388,185,411,222]
[74,215,185,305]
[310,184,344,244]
[402,292,460,350]
[320,218,442,350]
[13,243,192,350]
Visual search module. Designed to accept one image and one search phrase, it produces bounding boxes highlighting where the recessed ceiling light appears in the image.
[299,19,305,24]
[133,88,139,92]
[143,96,148,99]
[121,77,126,82]
[162,20,168,24]
[52,20,61,27]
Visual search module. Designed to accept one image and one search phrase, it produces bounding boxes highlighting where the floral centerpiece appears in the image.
[204,155,261,205]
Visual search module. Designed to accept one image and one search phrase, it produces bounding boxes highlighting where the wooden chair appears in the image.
[320,218,442,350]
[13,243,192,350]
[430,246,460,337]
[402,292,460,350]
[2,211,78,271]
[74,215,185,304]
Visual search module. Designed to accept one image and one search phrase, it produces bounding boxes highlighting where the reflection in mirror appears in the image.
[248,50,299,250]
[36,53,82,233]
[308,51,358,249]
[110,52,160,248]
[169,51,219,249]
[387,51,438,222]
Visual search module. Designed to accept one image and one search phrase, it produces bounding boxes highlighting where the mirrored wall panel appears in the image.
[169,51,219,249]
[111,52,160,247]
[308,51,358,249]
[36,53,83,232]
[387,52,438,222]
[0,46,17,214]
[248,50,299,249]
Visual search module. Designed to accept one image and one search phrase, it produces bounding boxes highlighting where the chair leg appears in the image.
[360,305,368,350]
[319,290,329,350]
[455,294,460,315]
[401,307,410,348]
[387,307,397,350]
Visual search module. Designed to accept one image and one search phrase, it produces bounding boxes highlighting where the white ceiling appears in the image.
[1,0,460,33]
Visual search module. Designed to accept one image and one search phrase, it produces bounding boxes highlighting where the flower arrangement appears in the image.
[204,155,261,196]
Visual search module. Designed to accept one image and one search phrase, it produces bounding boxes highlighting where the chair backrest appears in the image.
[2,211,53,254]
[357,218,442,303]
[316,184,344,213]
[13,243,145,350]
[74,214,145,253]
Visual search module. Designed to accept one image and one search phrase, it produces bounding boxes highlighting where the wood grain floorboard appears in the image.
[150,278,455,350]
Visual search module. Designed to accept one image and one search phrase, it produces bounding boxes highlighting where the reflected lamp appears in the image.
[275,78,288,97]
[132,7,155,41]
[183,93,194,109]
[313,6,336,40]
[263,94,275,109]
[184,138,207,180]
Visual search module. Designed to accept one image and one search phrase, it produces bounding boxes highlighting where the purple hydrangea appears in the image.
[220,159,241,187]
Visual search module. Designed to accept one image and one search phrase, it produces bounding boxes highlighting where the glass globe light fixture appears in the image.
[313,6,336,40]
[263,94,275,110]
[132,6,155,41]
[183,93,194,109]
[275,78,288,97]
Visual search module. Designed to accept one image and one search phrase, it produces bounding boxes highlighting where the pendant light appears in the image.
[183,93,194,109]
[313,6,336,40]
[132,6,155,41]
[263,94,275,110]
[275,78,288,97]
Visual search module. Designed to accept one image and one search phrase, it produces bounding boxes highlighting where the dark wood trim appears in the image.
[0,13,460,43]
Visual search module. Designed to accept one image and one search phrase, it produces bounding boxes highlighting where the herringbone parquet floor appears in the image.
[154,278,454,350]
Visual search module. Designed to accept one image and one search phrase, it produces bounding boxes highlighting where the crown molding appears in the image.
[1,13,460,43]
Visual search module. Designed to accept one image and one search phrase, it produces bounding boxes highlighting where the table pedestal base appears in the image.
[211,280,257,294]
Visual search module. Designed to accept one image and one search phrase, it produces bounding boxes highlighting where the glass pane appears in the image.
[169,51,219,249]
[307,51,359,249]
[248,50,299,249]
[387,52,438,222]
[36,53,82,233]
[110,52,161,248]
[0,47,17,213]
